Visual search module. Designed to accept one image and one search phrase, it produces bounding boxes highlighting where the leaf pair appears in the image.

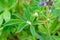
[0,0,17,11]
[0,10,11,26]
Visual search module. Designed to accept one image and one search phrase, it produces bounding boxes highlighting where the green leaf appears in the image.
[58,32,60,36]
[0,2,5,12]
[23,3,29,9]
[52,36,60,40]
[23,9,31,20]
[0,0,17,10]
[50,18,59,33]
[30,14,36,22]
[0,35,7,40]
[30,25,36,37]
[30,25,44,40]
[2,10,11,22]
[0,15,3,26]
[16,23,27,33]
[0,27,4,36]
[12,13,26,22]
[52,23,60,33]
[51,6,60,16]
[7,0,18,8]
[3,19,20,27]
[38,25,47,34]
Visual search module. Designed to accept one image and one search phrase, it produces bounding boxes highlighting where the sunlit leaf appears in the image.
[12,13,26,22]
[50,18,59,33]
[38,25,47,34]
[2,10,11,22]
[0,0,17,10]
[0,15,3,26]
[16,23,27,33]
[3,19,20,27]
[52,36,60,40]
[30,25,43,40]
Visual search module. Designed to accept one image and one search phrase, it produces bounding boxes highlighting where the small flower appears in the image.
[47,18,50,21]
[48,9,51,12]
[33,12,38,17]
[39,2,44,6]
[46,0,49,1]
[26,21,31,25]
[47,8,52,12]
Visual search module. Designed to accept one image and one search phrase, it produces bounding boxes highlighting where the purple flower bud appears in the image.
[46,2,48,5]
[39,2,44,6]
[50,1,53,5]
[46,1,53,6]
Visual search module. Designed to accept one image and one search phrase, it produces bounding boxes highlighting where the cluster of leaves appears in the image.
[0,0,60,40]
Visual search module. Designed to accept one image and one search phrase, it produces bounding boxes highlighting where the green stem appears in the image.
[45,5,52,40]
[45,22,52,40]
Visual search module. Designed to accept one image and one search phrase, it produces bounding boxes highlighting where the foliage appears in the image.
[0,0,60,40]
